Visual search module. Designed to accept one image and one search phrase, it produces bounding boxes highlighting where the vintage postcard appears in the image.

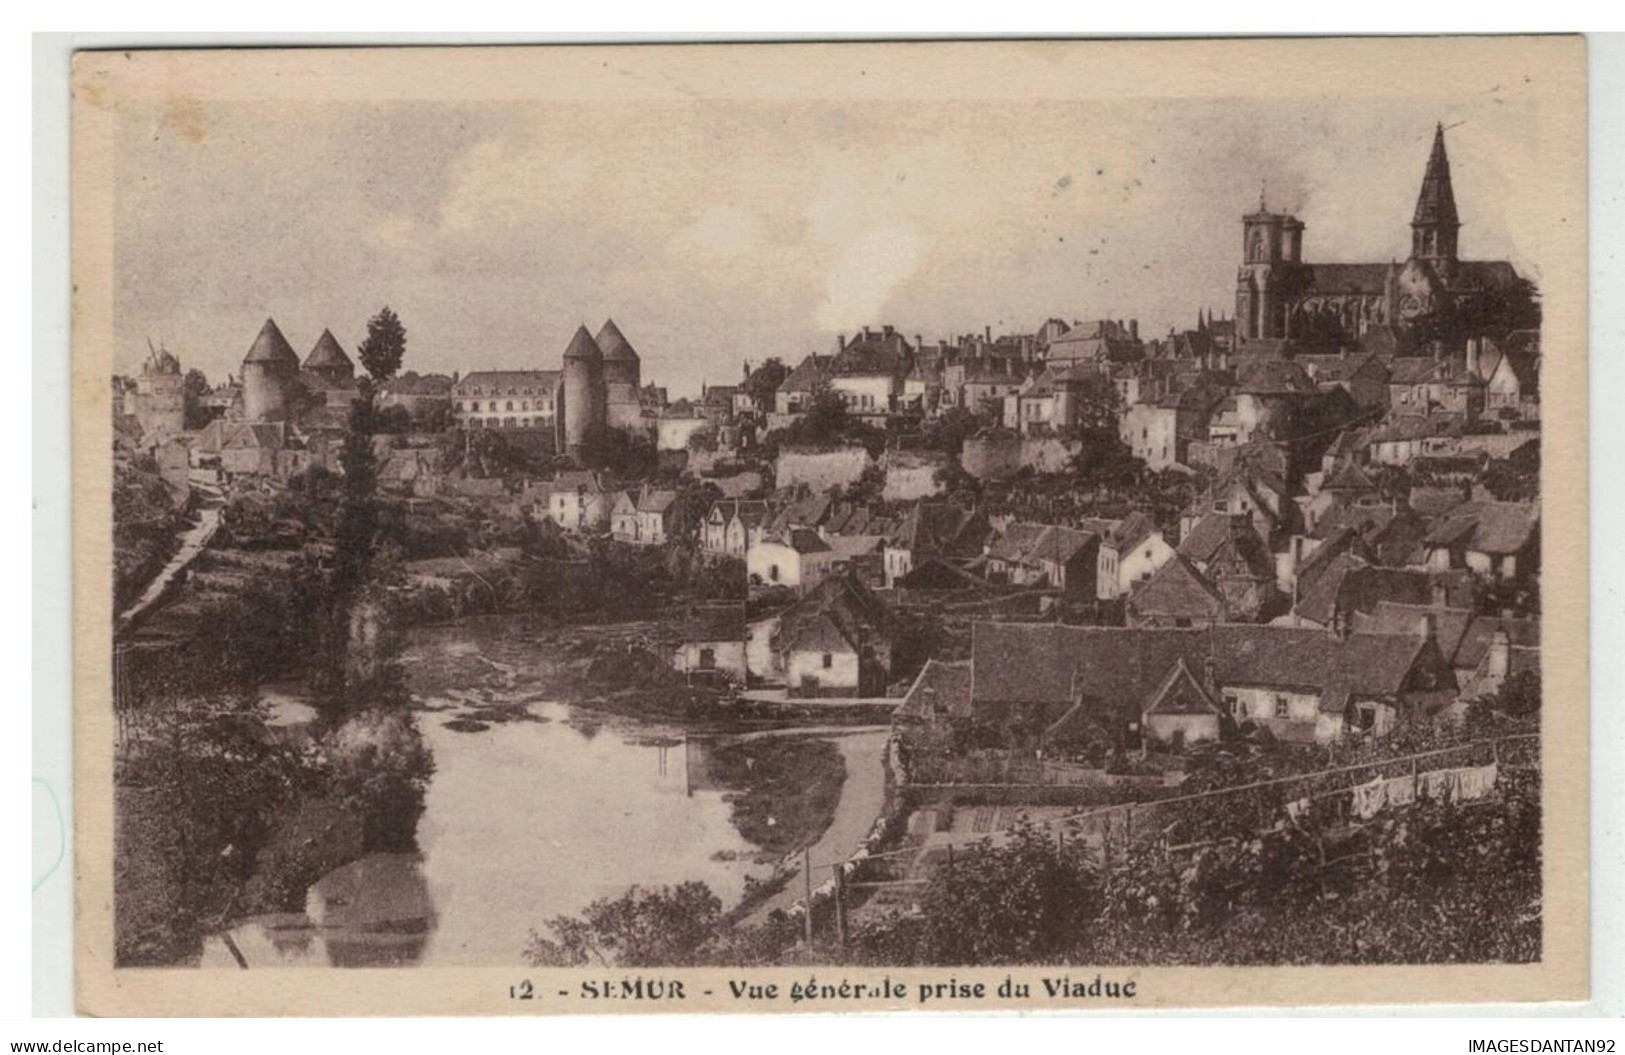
[72,37,1587,1014]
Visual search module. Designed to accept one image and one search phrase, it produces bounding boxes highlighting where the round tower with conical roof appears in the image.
[595,318,647,433]
[302,328,356,388]
[558,324,605,456]
[241,317,302,423]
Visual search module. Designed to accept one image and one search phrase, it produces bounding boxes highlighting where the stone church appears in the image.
[1234,124,1523,349]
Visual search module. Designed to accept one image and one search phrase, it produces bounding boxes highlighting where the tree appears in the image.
[358,306,408,382]
[578,422,658,479]
[918,406,986,457]
[905,820,1099,965]
[844,462,887,506]
[743,357,791,410]
[182,368,215,429]
[525,882,724,967]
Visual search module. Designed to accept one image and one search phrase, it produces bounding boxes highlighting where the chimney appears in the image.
[985,325,992,342]
[1486,628,1511,680]
[837,334,846,353]
[1129,320,1139,340]
[1416,612,1437,643]
[883,324,894,338]
[1466,337,1481,376]
[1339,344,1349,360]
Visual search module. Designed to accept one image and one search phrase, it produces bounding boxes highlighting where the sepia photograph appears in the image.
[68,36,1589,1013]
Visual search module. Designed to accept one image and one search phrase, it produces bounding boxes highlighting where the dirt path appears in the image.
[743,729,890,924]
[116,481,223,636]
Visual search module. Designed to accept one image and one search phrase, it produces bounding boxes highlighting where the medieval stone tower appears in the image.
[557,324,606,456]
[1234,196,1305,342]
[241,317,301,423]
[595,317,645,432]
[133,343,185,435]
[301,328,356,387]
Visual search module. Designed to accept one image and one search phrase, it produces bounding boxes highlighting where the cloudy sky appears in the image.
[114,90,1542,396]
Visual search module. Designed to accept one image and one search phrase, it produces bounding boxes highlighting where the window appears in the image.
[506,401,515,411]
[698,647,716,671]
[770,564,780,582]
[1223,692,1240,716]
[1274,695,1290,719]
[822,652,833,669]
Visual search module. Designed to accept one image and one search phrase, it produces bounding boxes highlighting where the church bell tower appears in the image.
[1411,123,1461,267]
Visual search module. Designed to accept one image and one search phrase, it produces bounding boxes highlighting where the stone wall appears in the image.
[775,446,874,493]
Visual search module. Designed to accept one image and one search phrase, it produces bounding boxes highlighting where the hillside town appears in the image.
[112,123,1543,969]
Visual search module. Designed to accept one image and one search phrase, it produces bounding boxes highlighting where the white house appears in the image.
[1097,513,1176,600]
[747,529,835,590]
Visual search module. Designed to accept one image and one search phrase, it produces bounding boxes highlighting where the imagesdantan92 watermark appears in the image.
[1468,1042,1615,1052]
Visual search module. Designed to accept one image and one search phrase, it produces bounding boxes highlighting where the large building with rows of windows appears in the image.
[451,369,561,430]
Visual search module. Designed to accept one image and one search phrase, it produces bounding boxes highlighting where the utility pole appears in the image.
[833,865,848,957]
[802,846,814,955]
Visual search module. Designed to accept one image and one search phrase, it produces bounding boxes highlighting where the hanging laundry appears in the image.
[1455,763,1499,802]
[1420,768,1457,803]
[1351,776,1388,820]
[1385,773,1417,808]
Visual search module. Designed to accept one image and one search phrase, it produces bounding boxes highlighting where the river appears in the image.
[206,619,889,968]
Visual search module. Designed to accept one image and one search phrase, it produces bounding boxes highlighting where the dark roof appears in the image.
[1178,511,1239,564]
[1409,485,1469,519]
[776,575,890,655]
[970,623,1433,716]
[1295,561,1439,628]
[1322,462,1376,494]
[778,354,835,393]
[303,329,353,369]
[594,318,639,363]
[1142,659,1222,717]
[1353,602,1474,666]
[895,660,974,721]
[637,489,678,514]
[1413,123,1460,229]
[382,373,455,395]
[785,527,831,554]
[1303,263,1393,296]
[1388,357,1447,385]
[894,556,991,591]
[897,502,987,558]
[563,325,603,361]
[1106,511,1160,553]
[1425,501,1538,555]
[243,318,300,366]
[1236,360,1318,396]
[454,370,561,391]
[1127,553,1225,621]
[1454,615,1539,671]
[684,603,746,643]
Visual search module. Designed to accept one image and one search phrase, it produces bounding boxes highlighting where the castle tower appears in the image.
[241,317,301,423]
[1411,123,1461,267]
[595,318,641,388]
[595,318,647,433]
[301,328,356,387]
[558,324,605,456]
[134,343,185,435]
[1235,194,1305,341]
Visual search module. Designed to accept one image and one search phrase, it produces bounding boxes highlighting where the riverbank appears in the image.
[403,614,894,734]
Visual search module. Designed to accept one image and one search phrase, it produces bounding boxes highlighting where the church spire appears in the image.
[1411,122,1460,264]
